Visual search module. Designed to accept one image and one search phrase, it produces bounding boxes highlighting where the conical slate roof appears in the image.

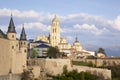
[20,26,27,40]
[7,15,16,33]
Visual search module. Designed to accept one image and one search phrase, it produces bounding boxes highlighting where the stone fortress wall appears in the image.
[73,58,120,66]
[0,38,11,75]
[27,58,111,80]
[0,74,21,80]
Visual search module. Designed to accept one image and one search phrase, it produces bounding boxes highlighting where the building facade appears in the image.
[0,15,27,75]
[36,15,83,53]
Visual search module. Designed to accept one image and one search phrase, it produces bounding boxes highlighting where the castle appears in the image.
[0,15,27,75]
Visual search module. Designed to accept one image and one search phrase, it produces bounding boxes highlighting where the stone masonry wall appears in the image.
[27,58,111,80]
[0,38,11,75]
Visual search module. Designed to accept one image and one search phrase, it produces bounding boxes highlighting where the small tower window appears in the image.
[21,42,22,45]
[24,50,27,53]
[53,29,54,33]
[12,35,14,38]
[12,46,14,49]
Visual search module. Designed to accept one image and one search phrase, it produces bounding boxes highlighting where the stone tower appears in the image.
[7,14,17,73]
[19,25,27,68]
[50,15,60,47]
[7,14,16,40]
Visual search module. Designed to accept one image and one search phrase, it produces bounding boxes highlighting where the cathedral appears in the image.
[36,15,82,53]
[0,15,27,75]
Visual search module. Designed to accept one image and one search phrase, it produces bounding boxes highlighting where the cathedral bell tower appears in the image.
[50,15,60,47]
[19,24,27,67]
[7,14,16,40]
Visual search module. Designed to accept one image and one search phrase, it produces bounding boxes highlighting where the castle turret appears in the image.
[50,15,60,47]
[19,25,27,68]
[7,14,16,40]
[20,26,27,41]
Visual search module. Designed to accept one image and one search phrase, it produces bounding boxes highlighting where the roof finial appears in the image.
[23,23,24,27]
[75,35,78,42]
[11,11,12,17]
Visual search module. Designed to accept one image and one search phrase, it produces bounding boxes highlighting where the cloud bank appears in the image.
[0,8,120,56]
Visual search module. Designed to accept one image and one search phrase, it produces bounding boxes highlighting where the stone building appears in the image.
[36,15,83,54]
[0,15,27,75]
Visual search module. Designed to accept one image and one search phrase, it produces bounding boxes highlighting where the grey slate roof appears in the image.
[20,27,27,40]
[7,15,16,33]
[35,43,50,48]
[34,40,47,44]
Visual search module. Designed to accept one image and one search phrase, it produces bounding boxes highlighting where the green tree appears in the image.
[21,68,34,80]
[47,46,59,58]
[98,48,107,56]
[48,65,102,80]
[32,48,39,58]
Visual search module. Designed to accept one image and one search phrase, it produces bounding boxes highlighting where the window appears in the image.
[24,50,27,53]
[53,29,54,33]
[12,35,14,38]
[12,46,14,49]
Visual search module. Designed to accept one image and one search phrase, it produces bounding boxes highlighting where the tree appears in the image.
[21,68,34,80]
[98,48,107,56]
[47,46,59,58]
[48,65,103,80]
[32,48,39,58]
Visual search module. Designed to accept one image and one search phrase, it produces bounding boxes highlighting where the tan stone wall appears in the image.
[0,38,11,75]
[0,74,21,80]
[27,58,111,80]
[73,59,120,66]
[45,59,72,75]
[28,66,40,78]
[0,38,27,75]
[73,65,111,80]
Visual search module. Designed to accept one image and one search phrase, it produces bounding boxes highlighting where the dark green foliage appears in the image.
[21,68,34,80]
[32,48,39,58]
[87,56,97,59]
[98,48,106,56]
[47,46,59,58]
[72,61,95,67]
[107,65,120,79]
[49,65,102,80]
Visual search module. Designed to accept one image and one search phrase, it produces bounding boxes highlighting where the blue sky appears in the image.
[0,0,120,56]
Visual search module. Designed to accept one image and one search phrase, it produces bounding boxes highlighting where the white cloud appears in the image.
[0,25,8,33]
[73,24,108,35]
[0,8,40,18]
[111,16,120,31]
[17,22,50,32]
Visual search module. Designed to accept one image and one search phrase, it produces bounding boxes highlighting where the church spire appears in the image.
[75,35,78,42]
[7,14,16,33]
[20,24,27,40]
